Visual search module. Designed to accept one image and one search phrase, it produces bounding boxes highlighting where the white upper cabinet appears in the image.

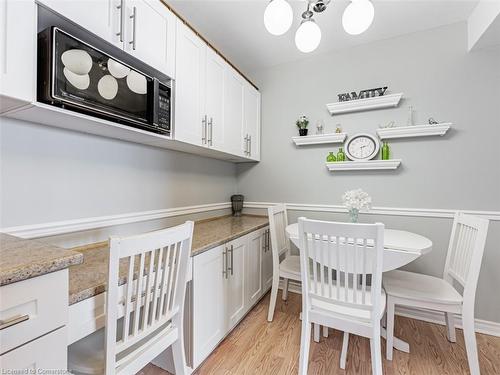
[124,0,175,77]
[39,0,115,44]
[222,66,245,157]
[243,83,261,161]
[0,0,37,113]
[174,20,206,146]
[205,48,225,150]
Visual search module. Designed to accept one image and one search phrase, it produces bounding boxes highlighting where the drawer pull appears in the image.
[0,314,29,331]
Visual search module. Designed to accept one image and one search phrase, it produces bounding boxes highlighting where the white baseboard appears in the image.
[278,280,500,338]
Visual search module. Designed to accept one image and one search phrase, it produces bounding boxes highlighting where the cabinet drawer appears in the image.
[0,326,67,371]
[0,270,68,354]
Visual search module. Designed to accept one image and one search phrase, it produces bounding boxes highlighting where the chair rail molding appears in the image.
[2,202,498,240]
[244,202,500,221]
[1,202,231,239]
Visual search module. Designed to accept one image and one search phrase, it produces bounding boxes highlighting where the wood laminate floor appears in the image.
[138,292,500,375]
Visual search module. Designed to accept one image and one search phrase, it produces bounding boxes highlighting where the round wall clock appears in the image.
[344,133,380,161]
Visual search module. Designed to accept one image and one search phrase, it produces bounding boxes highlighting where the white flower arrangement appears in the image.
[342,189,372,222]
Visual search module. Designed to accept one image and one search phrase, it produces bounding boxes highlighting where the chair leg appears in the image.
[370,324,383,375]
[267,274,280,322]
[445,312,456,343]
[282,278,289,301]
[386,297,395,361]
[299,319,312,375]
[171,317,187,375]
[462,310,480,375]
[340,332,349,370]
[322,325,329,338]
[313,323,320,342]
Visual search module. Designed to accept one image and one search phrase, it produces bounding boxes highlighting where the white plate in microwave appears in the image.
[61,49,93,75]
[108,58,130,79]
[97,75,118,100]
[126,70,147,95]
[63,68,90,90]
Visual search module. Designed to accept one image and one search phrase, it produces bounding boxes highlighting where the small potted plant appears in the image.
[296,115,309,136]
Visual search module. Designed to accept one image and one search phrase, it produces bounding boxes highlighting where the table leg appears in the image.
[380,327,410,353]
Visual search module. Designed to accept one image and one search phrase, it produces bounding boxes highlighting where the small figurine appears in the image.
[428,117,439,125]
[316,120,324,135]
[335,124,342,133]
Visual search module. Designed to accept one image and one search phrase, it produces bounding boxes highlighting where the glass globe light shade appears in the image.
[295,19,322,53]
[264,0,293,36]
[342,0,374,35]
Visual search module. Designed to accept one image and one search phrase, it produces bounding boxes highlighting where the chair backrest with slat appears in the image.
[298,217,384,324]
[268,204,290,269]
[443,213,489,305]
[105,221,194,374]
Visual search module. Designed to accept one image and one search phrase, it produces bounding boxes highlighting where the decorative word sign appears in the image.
[338,87,388,102]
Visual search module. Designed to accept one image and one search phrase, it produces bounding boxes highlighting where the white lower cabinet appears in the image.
[192,227,271,369]
[0,327,67,371]
[261,228,273,292]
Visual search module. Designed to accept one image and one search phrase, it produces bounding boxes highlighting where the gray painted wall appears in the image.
[237,22,500,323]
[0,117,237,227]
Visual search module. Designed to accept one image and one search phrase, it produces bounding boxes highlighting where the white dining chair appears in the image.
[68,221,194,375]
[297,217,386,375]
[267,204,301,322]
[383,213,489,375]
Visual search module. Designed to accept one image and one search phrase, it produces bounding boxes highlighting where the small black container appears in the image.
[299,128,308,136]
[231,195,244,217]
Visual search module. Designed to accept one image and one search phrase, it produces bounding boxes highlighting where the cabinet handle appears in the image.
[116,0,124,42]
[248,135,252,156]
[222,247,228,279]
[129,6,137,50]
[244,135,249,155]
[202,115,207,144]
[208,117,213,146]
[0,314,29,331]
[228,245,234,276]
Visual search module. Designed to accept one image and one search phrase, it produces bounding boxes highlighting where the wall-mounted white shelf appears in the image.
[292,132,347,146]
[376,123,451,139]
[326,159,402,171]
[326,93,403,115]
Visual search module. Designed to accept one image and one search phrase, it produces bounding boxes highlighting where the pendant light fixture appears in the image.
[295,7,321,53]
[264,0,374,53]
[342,0,375,35]
[264,0,293,36]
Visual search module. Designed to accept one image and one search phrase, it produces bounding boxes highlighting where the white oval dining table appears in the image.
[285,222,433,353]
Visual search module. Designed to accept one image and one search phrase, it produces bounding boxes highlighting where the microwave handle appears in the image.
[116,0,124,43]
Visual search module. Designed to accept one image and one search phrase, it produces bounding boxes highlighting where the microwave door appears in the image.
[52,28,153,126]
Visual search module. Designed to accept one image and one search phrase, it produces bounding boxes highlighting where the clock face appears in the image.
[345,133,380,161]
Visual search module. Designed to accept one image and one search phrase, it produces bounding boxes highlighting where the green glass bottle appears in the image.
[382,141,390,160]
[337,148,346,161]
[326,152,336,162]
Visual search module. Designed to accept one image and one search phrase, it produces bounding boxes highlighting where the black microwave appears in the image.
[38,27,171,136]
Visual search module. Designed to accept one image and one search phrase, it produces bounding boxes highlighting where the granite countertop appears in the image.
[0,233,84,286]
[68,215,268,305]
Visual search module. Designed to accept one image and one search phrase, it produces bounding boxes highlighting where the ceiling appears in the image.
[169,0,479,75]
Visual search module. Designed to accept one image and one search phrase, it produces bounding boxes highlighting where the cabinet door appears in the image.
[246,229,263,307]
[0,327,67,371]
[174,20,206,146]
[0,0,36,113]
[244,83,261,161]
[39,0,115,44]
[261,228,273,293]
[222,65,245,157]
[225,236,246,329]
[124,0,175,77]
[192,245,225,368]
[205,48,225,150]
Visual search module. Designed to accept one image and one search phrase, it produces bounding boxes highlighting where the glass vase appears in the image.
[349,208,359,223]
